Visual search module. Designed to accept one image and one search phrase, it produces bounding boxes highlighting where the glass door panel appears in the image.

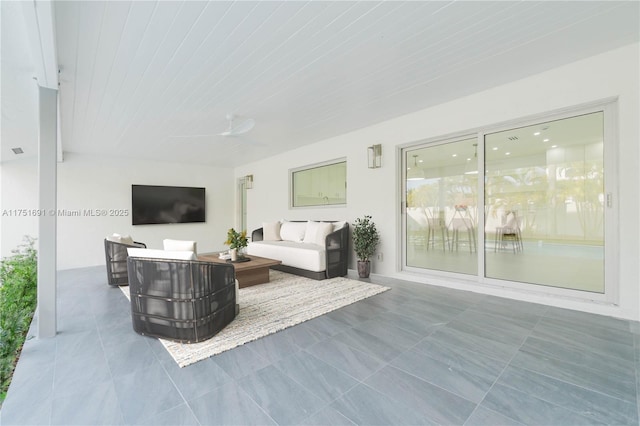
[484,112,604,293]
[405,138,478,275]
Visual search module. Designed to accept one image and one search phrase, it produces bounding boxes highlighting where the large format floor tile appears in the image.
[481,383,605,425]
[272,352,359,403]
[497,366,638,425]
[365,366,476,425]
[510,350,637,403]
[391,347,501,404]
[304,337,386,381]
[188,381,276,426]
[330,384,433,425]
[237,365,326,425]
[112,362,184,424]
[1,265,639,425]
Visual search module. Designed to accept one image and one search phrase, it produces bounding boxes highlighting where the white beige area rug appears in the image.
[120,270,389,367]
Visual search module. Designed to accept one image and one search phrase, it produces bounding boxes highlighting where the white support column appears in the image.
[37,86,57,338]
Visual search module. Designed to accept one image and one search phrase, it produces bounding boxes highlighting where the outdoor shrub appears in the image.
[0,237,37,405]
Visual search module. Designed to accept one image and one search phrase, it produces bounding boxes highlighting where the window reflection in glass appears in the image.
[291,160,347,207]
[405,138,478,275]
[485,112,604,293]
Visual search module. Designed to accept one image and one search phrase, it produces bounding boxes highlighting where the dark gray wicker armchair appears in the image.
[126,256,237,343]
[104,239,146,286]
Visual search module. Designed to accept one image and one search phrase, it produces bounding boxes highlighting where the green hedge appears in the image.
[0,237,37,405]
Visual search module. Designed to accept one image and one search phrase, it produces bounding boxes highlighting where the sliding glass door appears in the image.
[485,112,604,292]
[403,108,610,296]
[405,138,478,275]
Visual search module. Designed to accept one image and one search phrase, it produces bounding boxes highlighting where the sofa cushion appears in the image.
[247,241,325,272]
[163,239,197,254]
[127,248,197,261]
[106,233,135,245]
[332,221,346,232]
[303,221,334,247]
[280,221,307,242]
[262,222,282,241]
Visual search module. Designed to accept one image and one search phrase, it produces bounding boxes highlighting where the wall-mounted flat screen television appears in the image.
[132,185,206,225]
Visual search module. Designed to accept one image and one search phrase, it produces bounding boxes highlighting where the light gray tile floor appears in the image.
[1,265,638,425]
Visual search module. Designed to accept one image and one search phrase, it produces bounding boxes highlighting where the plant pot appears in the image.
[230,248,238,261]
[238,247,247,259]
[357,260,371,278]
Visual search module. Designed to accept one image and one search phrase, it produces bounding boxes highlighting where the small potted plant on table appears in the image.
[353,215,380,278]
[224,228,248,261]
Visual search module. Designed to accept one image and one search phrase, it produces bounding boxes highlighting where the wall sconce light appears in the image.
[245,174,253,189]
[368,144,382,168]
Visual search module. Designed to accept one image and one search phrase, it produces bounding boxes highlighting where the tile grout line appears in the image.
[480,306,638,425]
[295,347,384,425]
[293,300,405,425]
[93,292,129,425]
[343,304,475,425]
[231,369,284,426]
[148,339,204,425]
[462,306,547,425]
[514,329,638,403]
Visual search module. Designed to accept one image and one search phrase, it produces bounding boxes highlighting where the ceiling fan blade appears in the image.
[218,118,255,136]
[167,133,265,147]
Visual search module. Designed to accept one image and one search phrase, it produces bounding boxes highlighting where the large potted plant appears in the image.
[224,228,248,261]
[352,215,380,278]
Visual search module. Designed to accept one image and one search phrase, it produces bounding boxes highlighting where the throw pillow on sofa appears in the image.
[303,221,334,247]
[106,233,135,245]
[332,221,346,232]
[280,221,307,242]
[263,222,282,241]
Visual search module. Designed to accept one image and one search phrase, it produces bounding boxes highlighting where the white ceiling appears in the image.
[2,1,639,167]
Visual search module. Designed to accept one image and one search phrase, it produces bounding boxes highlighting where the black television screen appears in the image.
[132,185,206,225]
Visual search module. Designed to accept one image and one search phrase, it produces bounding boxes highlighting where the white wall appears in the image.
[235,43,640,321]
[0,158,39,257]
[1,153,236,269]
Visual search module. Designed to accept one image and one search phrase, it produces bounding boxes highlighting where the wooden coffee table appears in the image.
[198,253,281,288]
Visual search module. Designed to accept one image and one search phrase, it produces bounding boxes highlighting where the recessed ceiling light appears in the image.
[418,160,423,163]
[452,154,457,157]
[492,147,498,151]
[11,147,24,154]
[505,152,511,156]
[551,145,558,148]
[543,138,550,142]
[533,132,541,136]
[466,158,471,161]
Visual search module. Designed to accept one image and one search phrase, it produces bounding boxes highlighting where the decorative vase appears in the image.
[230,248,238,261]
[357,260,371,278]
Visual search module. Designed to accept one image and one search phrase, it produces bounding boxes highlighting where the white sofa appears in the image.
[247,220,349,280]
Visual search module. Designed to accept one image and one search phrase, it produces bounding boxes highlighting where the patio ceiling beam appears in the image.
[22,0,63,163]
[21,0,58,89]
